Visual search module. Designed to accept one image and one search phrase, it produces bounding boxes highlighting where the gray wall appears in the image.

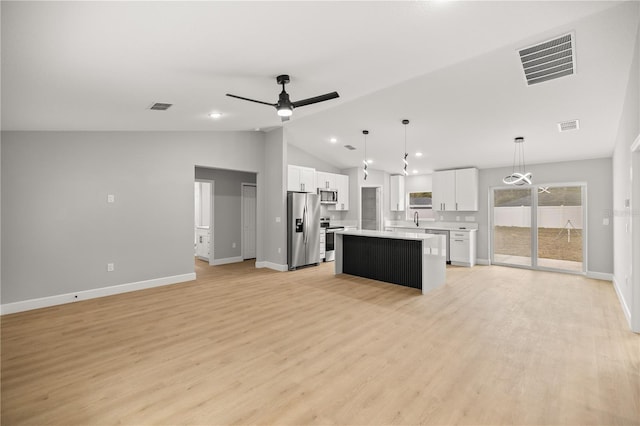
[438,158,614,275]
[612,17,639,328]
[1,131,268,304]
[194,167,256,260]
[287,142,340,173]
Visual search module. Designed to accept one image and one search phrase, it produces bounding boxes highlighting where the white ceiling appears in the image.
[2,1,638,174]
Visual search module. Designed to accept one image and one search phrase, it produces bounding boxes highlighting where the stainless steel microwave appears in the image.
[318,189,338,204]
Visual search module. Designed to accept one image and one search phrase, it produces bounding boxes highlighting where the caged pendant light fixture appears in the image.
[503,136,532,185]
[362,130,369,180]
[402,119,410,176]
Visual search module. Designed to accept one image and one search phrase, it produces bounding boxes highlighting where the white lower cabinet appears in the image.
[449,231,476,267]
[320,229,326,260]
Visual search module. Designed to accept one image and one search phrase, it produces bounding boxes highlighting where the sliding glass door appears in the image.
[537,186,584,271]
[492,188,532,267]
[491,184,585,273]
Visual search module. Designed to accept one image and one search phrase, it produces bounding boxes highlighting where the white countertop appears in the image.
[337,229,444,241]
[387,225,477,232]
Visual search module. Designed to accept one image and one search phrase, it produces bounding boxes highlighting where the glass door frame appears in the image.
[489,181,587,275]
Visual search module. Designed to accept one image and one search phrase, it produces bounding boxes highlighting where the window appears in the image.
[407,191,435,220]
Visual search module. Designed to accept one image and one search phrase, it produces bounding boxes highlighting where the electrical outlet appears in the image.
[232,242,236,248]
[275,217,281,223]
[278,247,281,253]
[456,216,460,221]
[107,263,115,272]
[107,194,115,203]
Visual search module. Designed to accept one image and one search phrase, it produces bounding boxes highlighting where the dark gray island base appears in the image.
[341,235,423,290]
[335,230,446,294]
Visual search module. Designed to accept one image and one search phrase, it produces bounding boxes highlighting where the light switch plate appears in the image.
[275,217,281,223]
[107,194,115,203]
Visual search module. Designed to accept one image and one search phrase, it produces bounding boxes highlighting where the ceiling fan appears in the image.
[226,74,339,122]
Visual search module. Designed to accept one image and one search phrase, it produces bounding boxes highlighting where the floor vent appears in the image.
[344,145,356,151]
[558,119,580,132]
[519,32,575,85]
[149,102,173,111]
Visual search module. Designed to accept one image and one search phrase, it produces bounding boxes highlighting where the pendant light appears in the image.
[402,119,409,176]
[503,136,532,185]
[362,130,369,180]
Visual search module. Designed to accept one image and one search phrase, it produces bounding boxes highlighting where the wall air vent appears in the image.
[558,119,580,132]
[519,32,575,85]
[149,102,173,111]
[344,145,356,151]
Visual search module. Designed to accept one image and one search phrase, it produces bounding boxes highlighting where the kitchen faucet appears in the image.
[414,211,419,227]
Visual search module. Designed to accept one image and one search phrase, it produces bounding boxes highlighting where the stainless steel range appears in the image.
[320,218,344,262]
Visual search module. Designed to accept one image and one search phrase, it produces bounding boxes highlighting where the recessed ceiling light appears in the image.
[415,152,423,157]
[367,159,373,164]
[209,112,223,119]
[254,128,261,131]
[330,137,337,143]
[412,170,419,174]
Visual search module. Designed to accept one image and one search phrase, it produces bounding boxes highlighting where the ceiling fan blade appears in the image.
[291,91,339,108]
[226,93,276,107]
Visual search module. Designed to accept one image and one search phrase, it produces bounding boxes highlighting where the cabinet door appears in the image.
[433,170,456,211]
[300,167,316,193]
[337,174,349,210]
[450,237,470,263]
[287,165,302,192]
[455,168,478,211]
[390,175,405,211]
[316,172,329,190]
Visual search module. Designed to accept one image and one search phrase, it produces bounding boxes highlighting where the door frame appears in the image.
[489,181,587,274]
[195,179,215,265]
[631,135,640,332]
[359,185,384,231]
[241,182,257,260]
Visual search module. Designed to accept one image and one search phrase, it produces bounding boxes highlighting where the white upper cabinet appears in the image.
[454,168,479,211]
[432,168,478,211]
[389,175,405,211]
[288,165,316,193]
[330,174,350,211]
[316,171,337,190]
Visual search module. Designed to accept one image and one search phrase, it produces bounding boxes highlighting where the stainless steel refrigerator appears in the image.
[287,192,320,270]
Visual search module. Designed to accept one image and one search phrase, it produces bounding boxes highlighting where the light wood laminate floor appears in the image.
[2,261,639,425]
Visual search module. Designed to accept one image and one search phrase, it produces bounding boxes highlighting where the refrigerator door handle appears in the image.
[303,204,307,244]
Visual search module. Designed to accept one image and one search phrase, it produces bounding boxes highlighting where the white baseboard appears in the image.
[255,261,288,272]
[0,272,196,316]
[586,271,613,281]
[476,258,491,265]
[612,276,632,328]
[211,256,243,266]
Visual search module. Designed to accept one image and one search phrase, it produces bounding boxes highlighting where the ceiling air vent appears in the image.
[519,32,575,85]
[558,119,580,132]
[344,145,356,151]
[149,102,173,111]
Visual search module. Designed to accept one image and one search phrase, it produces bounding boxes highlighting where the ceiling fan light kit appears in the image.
[503,136,532,186]
[226,74,339,122]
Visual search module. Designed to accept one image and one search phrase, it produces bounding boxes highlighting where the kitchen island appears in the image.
[334,230,446,294]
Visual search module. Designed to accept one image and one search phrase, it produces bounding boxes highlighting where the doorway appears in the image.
[194,180,214,264]
[361,186,382,230]
[491,184,586,273]
[242,183,257,260]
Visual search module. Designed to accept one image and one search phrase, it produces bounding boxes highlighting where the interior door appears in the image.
[242,184,257,259]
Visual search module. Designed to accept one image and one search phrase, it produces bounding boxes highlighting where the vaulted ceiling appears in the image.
[2,1,638,174]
